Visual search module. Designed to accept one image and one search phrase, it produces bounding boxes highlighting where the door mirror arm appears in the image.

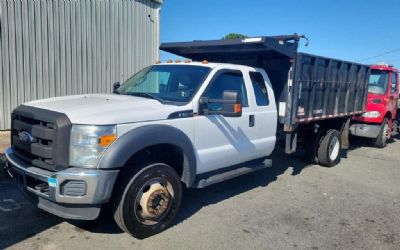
[113,82,121,94]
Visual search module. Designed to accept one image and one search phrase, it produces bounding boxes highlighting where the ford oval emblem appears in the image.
[18,131,35,145]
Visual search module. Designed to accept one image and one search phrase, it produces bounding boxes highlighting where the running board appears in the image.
[193,159,272,188]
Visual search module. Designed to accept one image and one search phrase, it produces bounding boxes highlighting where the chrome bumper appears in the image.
[5,147,119,220]
[349,123,380,139]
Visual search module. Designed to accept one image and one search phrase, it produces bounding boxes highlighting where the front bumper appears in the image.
[5,147,119,220]
[349,123,380,139]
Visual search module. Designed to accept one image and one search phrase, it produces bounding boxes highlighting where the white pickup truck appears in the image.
[5,35,370,238]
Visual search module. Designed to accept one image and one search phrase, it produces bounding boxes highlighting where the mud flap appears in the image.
[340,118,350,150]
[285,132,297,154]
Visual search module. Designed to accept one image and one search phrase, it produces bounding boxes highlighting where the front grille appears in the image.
[11,105,72,171]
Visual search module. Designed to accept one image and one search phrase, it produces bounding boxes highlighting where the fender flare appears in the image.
[98,124,197,187]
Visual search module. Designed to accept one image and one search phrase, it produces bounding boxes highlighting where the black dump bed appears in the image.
[161,35,370,131]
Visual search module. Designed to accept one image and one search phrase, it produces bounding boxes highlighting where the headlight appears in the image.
[361,111,381,118]
[70,125,117,168]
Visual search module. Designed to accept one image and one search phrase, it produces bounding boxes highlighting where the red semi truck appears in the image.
[350,64,400,147]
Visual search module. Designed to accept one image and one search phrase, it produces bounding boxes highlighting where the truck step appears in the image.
[193,159,272,188]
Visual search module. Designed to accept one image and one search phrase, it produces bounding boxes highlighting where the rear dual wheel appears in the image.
[317,130,341,167]
[307,129,341,167]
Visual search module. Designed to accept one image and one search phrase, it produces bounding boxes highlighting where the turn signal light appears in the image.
[99,134,117,147]
[234,104,242,113]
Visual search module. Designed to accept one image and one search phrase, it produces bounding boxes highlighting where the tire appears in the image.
[306,130,324,165]
[372,118,389,148]
[112,162,182,239]
[317,129,341,167]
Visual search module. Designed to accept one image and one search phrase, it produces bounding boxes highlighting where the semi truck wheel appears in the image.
[373,118,389,148]
[317,129,341,167]
[112,162,182,239]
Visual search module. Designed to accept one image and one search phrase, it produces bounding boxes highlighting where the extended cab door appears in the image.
[246,69,277,157]
[193,68,276,174]
[389,72,398,117]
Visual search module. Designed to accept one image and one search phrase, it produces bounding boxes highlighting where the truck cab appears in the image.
[350,64,400,147]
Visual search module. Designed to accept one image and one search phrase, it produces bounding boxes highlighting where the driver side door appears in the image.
[194,69,257,174]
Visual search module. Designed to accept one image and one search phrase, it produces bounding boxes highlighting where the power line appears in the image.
[359,48,400,62]
[386,57,400,63]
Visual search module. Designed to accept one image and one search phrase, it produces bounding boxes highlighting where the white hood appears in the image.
[25,94,186,125]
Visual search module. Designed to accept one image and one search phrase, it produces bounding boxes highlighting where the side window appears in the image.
[391,73,398,94]
[250,72,269,106]
[203,71,248,111]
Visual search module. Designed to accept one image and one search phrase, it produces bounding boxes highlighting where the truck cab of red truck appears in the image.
[350,64,400,147]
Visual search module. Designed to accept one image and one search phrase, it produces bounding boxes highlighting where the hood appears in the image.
[25,94,185,125]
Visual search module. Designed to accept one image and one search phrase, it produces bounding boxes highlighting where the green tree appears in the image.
[223,33,248,40]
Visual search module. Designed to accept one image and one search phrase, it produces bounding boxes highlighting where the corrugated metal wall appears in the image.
[0,0,161,130]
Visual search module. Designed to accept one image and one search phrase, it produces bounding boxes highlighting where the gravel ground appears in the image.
[0,138,399,250]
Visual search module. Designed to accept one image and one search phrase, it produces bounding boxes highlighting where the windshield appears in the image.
[117,65,211,103]
[368,69,389,95]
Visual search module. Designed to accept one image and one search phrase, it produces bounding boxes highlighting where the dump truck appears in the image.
[6,34,369,238]
[351,64,399,147]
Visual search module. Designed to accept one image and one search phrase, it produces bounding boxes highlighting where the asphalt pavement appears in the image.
[0,136,399,250]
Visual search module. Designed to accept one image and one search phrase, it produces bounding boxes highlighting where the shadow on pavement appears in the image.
[174,148,311,227]
[69,207,124,235]
[346,135,399,152]
[0,182,63,249]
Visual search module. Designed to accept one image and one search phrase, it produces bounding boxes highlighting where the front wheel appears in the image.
[373,118,390,148]
[317,129,342,167]
[112,163,182,239]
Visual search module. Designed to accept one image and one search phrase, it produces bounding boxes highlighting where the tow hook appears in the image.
[4,162,14,179]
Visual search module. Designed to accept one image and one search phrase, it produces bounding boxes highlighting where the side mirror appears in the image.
[113,82,120,94]
[200,90,242,117]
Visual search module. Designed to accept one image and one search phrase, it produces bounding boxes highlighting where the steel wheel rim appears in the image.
[134,177,174,226]
[329,136,340,161]
[383,123,390,141]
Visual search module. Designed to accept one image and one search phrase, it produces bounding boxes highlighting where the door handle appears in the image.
[249,115,255,127]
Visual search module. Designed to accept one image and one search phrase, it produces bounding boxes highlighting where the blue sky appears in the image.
[160,0,400,67]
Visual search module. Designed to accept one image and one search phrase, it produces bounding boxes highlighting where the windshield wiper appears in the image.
[127,92,164,103]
